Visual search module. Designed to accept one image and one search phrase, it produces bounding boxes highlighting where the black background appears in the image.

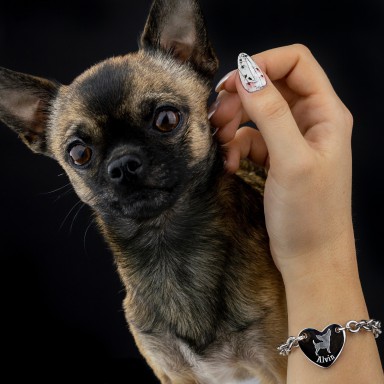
[0,0,383,382]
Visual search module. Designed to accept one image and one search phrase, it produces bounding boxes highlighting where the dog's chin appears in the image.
[103,187,180,220]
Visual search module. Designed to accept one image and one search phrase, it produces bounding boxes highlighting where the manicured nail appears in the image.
[208,99,220,120]
[238,52,266,93]
[215,69,236,93]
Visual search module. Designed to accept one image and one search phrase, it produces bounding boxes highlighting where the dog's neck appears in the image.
[95,145,269,351]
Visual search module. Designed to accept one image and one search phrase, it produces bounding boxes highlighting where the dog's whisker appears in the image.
[69,202,86,234]
[59,199,84,232]
[41,183,73,195]
[53,188,76,203]
[83,218,96,257]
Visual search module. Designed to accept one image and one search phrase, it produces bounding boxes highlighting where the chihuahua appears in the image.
[0,0,287,382]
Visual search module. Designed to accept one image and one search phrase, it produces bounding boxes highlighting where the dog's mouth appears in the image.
[98,181,182,220]
[85,151,192,220]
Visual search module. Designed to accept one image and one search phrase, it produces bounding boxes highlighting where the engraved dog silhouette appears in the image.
[313,329,332,356]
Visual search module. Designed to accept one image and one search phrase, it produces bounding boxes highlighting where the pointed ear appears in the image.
[140,0,219,82]
[0,67,60,155]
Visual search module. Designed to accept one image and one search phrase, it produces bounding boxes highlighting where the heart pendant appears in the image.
[298,324,346,368]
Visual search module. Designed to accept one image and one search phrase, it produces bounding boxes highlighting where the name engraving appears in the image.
[316,354,335,364]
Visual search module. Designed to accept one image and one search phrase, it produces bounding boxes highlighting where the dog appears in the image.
[313,329,332,356]
[0,0,287,382]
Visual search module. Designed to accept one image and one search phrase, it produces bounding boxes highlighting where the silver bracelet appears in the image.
[277,319,381,368]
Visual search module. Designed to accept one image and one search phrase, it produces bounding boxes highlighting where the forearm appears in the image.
[280,232,384,383]
[211,44,383,382]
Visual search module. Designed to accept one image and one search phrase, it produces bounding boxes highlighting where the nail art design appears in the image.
[238,53,266,93]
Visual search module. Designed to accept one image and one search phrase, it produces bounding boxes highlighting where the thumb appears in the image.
[236,53,307,164]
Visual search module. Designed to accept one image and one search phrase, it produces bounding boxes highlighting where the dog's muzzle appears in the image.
[102,147,184,219]
[107,153,144,184]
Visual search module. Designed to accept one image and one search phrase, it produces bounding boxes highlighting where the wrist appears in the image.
[281,251,369,336]
[274,224,357,285]
[273,225,370,333]
[279,260,382,383]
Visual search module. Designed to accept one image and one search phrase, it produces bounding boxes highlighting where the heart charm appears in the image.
[298,324,346,368]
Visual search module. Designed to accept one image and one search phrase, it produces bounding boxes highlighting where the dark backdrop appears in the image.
[0,0,383,382]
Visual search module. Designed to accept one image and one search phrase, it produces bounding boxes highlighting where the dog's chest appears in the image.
[181,344,261,383]
[138,330,265,383]
[184,358,262,384]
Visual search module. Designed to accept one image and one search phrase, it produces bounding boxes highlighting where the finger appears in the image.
[224,126,268,173]
[218,45,347,140]
[216,109,243,144]
[209,91,243,143]
[219,44,336,98]
[235,53,307,163]
[215,69,237,93]
[212,44,336,145]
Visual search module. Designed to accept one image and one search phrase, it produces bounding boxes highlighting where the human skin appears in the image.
[210,44,384,383]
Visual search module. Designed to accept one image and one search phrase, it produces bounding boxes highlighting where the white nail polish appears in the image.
[208,100,220,120]
[238,53,266,93]
[211,126,219,136]
[207,109,216,120]
[215,70,236,93]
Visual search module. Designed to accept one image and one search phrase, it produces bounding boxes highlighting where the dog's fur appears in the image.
[0,0,287,382]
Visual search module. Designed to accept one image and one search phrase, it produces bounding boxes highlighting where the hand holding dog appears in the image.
[211,44,354,281]
[1,0,381,378]
[210,44,384,383]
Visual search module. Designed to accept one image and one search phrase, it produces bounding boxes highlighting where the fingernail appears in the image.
[238,52,266,93]
[215,69,236,93]
[208,99,220,120]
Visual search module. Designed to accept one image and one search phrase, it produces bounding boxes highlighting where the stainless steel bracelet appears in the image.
[277,319,381,368]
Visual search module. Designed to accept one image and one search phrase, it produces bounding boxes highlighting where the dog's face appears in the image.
[0,0,219,220]
[49,51,216,220]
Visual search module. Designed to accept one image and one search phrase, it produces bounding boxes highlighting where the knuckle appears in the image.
[238,125,259,137]
[337,104,354,137]
[260,98,290,120]
[288,153,317,181]
[344,108,354,130]
[291,43,313,58]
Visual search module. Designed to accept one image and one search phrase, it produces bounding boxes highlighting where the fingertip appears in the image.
[224,160,238,174]
[222,146,241,174]
[237,53,267,94]
[215,69,237,93]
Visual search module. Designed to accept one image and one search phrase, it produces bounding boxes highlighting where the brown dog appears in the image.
[0,0,287,382]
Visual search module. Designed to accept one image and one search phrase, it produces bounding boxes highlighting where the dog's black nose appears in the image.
[108,154,143,183]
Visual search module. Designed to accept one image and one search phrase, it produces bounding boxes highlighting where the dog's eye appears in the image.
[154,109,180,132]
[69,143,92,166]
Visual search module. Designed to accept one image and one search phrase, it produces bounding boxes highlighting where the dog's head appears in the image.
[0,0,219,220]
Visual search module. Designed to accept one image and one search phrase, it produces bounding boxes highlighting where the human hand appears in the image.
[210,45,355,282]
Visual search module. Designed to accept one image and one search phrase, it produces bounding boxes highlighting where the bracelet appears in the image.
[277,319,381,368]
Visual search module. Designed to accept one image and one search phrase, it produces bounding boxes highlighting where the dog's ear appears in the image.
[0,67,59,156]
[140,0,219,82]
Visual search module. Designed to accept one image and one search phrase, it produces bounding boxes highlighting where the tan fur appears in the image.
[0,1,288,382]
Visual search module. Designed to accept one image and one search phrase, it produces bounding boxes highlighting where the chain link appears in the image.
[336,319,382,338]
[277,335,306,356]
[278,319,382,356]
